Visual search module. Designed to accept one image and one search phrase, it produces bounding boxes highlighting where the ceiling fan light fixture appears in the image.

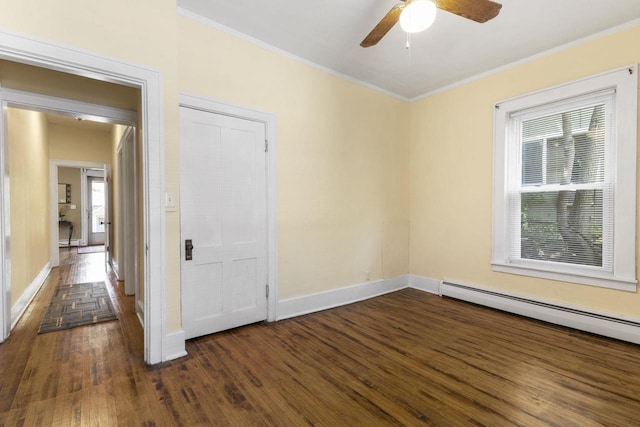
[399,0,437,33]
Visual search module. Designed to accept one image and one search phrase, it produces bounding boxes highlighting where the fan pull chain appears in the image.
[405,32,413,69]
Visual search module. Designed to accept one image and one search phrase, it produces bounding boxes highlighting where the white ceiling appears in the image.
[177,0,640,100]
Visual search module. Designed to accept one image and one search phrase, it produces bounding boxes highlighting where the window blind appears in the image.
[508,96,615,271]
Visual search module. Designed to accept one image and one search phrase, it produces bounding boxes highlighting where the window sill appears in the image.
[491,261,637,292]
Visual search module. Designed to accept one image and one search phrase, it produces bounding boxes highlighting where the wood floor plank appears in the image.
[1,249,640,425]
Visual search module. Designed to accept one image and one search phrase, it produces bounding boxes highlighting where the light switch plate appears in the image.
[164,190,177,211]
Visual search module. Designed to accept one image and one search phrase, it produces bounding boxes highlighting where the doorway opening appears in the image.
[87,170,106,246]
[0,29,168,363]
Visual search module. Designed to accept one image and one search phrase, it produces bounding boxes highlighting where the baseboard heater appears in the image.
[439,280,640,345]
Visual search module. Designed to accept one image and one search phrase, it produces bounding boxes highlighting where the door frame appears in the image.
[0,29,168,364]
[178,93,278,324]
[116,127,140,303]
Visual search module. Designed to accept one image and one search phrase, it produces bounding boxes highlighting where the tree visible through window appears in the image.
[519,104,606,267]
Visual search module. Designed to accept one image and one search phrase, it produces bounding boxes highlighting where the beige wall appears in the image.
[48,121,113,164]
[7,108,50,307]
[409,24,640,317]
[0,60,139,111]
[178,16,411,300]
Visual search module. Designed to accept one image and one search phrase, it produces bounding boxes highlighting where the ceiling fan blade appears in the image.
[435,0,502,23]
[360,3,405,48]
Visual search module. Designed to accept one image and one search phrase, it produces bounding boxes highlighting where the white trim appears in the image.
[86,169,104,178]
[411,18,640,102]
[492,262,636,292]
[117,127,139,298]
[0,28,165,364]
[10,262,51,329]
[408,274,440,294]
[178,93,279,325]
[0,91,7,341]
[111,258,121,280]
[0,88,136,124]
[440,278,640,345]
[137,299,144,328]
[277,276,409,320]
[177,8,408,102]
[164,330,188,361]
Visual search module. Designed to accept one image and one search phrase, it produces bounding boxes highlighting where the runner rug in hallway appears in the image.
[38,281,118,334]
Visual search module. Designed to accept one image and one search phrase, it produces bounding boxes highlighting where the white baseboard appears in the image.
[11,262,52,329]
[136,300,144,327]
[408,275,440,294]
[277,275,410,320]
[165,330,188,361]
[111,259,121,280]
[439,278,640,345]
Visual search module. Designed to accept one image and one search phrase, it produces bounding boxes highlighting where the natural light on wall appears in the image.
[400,0,437,33]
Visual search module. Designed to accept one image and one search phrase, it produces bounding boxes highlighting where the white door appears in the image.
[180,107,268,340]
[87,174,106,245]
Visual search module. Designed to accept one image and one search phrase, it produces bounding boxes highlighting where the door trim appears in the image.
[178,93,278,325]
[0,28,167,364]
[117,127,139,300]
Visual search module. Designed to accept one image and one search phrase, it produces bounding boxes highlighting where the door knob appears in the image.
[185,239,193,261]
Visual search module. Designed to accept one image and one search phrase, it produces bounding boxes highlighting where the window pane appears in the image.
[520,190,602,267]
[522,105,605,186]
[91,181,105,233]
[522,140,543,185]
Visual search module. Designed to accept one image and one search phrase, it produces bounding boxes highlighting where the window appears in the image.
[492,66,637,291]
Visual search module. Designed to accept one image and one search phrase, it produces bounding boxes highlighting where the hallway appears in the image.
[0,248,151,425]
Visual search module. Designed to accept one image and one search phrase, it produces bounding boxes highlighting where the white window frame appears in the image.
[492,65,638,291]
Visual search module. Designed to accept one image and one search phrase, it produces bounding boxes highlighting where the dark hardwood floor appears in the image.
[1,249,640,426]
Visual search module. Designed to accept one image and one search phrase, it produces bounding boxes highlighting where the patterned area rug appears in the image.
[77,245,104,254]
[38,281,118,334]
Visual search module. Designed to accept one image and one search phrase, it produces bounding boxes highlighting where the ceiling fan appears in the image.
[360,0,502,47]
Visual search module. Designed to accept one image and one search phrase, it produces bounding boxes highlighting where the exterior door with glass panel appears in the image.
[180,106,268,340]
[87,175,105,245]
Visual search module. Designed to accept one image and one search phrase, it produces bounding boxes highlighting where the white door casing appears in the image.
[103,165,111,268]
[116,144,126,280]
[180,106,269,339]
[117,127,140,302]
